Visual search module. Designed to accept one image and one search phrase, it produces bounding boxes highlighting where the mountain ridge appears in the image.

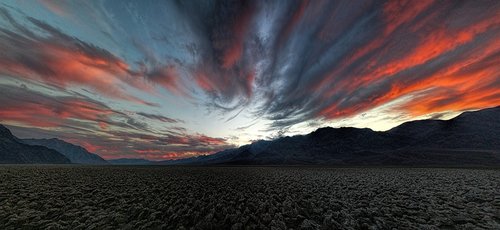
[3,106,499,165]
[153,106,500,166]
[107,158,153,165]
[0,125,71,164]
[22,138,108,165]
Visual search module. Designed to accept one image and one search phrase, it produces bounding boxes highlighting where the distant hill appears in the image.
[0,125,70,164]
[108,158,153,165]
[162,106,500,166]
[22,138,108,165]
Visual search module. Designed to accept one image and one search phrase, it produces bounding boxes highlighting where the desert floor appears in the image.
[0,166,499,229]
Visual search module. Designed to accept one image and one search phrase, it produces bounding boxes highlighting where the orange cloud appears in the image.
[347,14,500,91]
[319,36,500,120]
[316,5,500,120]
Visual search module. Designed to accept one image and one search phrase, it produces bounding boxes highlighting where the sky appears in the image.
[0,0,499,160]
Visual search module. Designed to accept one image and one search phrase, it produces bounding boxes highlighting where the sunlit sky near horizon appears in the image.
[0,0,499,160]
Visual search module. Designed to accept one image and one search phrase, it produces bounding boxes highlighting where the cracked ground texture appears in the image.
[0,166,499,229]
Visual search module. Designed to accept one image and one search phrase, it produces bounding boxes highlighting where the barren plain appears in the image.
[0,166,499,229]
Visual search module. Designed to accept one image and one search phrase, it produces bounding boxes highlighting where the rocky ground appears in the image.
[0,166,499,229]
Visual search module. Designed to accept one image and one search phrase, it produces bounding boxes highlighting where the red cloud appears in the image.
[133,150,214,161]
[0,37,154,105]
[195,135,228,146]
[195,71,216,92]
[0,86,116,129]
[345,12,500,92]
[0,16,183,105]
[382,0,435,36]
[70,140,102,153]
[319,37,500,119]
[222,3,255,69]
[144,65,185,96]
[0,99,113,128]
[311,0,436,93]
[317,5,500,120]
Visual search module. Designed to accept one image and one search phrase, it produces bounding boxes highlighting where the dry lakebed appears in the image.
[0,166,499,229]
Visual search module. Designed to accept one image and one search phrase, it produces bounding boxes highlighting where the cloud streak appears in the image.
[137,112,181,123]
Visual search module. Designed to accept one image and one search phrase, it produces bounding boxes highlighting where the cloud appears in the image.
[0,84,117,128]
[136,112,181,123]
[231,0,500,129]
[171,0,259,106]
[0,8,159,105]
[38,0,71,17]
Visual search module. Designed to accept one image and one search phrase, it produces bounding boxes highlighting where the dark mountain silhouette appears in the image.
[0,125,70,164]
[22,138,108,165]
[160,106,500,166]
[10,106,496,166]
[108,158,153,165]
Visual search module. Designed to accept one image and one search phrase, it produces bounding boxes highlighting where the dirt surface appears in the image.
[0,166,499,229]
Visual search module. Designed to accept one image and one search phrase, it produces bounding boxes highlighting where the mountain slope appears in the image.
[22,138,108,165]
[164,106,500,166]
[108,158,153,165]
[388,106,500,149]
[0,125,71,164]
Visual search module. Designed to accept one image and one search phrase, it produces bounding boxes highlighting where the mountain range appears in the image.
[1,106,499,165]
[0,125,70,164]
[107,158,153,165]
[21,138,108,165]
[0,125,107,164]
[159,106,500,166]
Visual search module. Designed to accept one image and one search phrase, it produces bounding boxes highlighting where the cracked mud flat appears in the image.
[0,166,499,229]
